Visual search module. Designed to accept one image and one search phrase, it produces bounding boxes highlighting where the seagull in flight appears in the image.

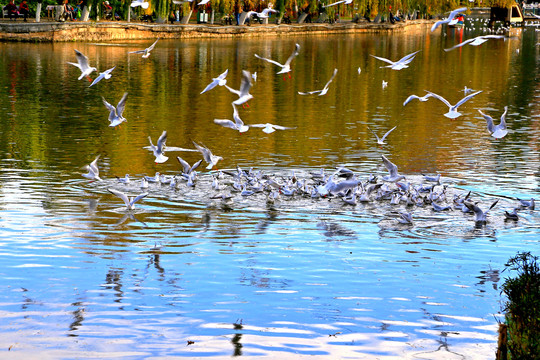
[130,0,149,8]
[224,70,254,107]
[426,90,482,119]
[370,50,420,70]
[108,188,148,211]
[89,66,116,87]
[128,38,160,58]
[381,155,406,182]
[245,7,278,18]
[323,0,352,8]
[444,35,506,51]
[254,43,301,79]
[368,126,397,145]
[213,103,249,132]
[298,68,338,96]
[478,106,509,139]
[403,92,433,106]
[249,123,295,134]
[82,155,102,181]
[144,130,195,163]
[193,141,223,169]
[102,92,128,128]
[67,49,97,81]
[200,69,228,94]
[431,7,467,32]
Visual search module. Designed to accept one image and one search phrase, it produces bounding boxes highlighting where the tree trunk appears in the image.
[35,3,41,22]
[180,9,192,24]
[82,5,91,21]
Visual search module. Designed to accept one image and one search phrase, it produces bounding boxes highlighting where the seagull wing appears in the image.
[478,109,495,133]
[128,49,146,54]
[499,106,508,130]
[146,38,160,52]
[425,91,452,108]
[129,192,148,207]
[381,155,398,177]
[254,54,284,68]
[380,126,397,142]
[89,155,100,175]
[108,188,131,208]
[239,70,253,96]
[397,50,421,65]
[177,156,191,173]
[323,0,346,7]
[89,73,105,87]
[370,54,395,66]
[323,68,338,90]
[444,37,477,52]
[298,90,323,95]
[102,97,117,119]
[403,94,420,106]
[367,127,381,143]
[283,43,301,67]
[201,79,219,94]
[156,130,167,153]
[214,119,237,129]
[454,90,482,108]
[74,50,91,72]
[116,92,128,117]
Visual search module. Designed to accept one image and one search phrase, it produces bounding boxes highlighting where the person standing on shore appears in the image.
[18,0,29,21]
[234,0,242,25]
[4,0,19,20]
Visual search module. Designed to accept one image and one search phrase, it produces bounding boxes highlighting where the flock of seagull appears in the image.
[72,8,537,227]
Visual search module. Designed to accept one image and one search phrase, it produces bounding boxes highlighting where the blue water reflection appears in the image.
[0,22,539,358]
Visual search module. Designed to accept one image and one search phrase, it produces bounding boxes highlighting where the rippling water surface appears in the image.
[0,22,539,358]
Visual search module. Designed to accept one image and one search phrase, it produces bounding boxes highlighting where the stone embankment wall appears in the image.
[0,20,433,42]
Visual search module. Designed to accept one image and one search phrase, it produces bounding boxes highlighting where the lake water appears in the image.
[0,22,539,359]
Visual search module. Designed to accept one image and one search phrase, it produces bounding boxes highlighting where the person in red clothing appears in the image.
[3,0,19,20]
[18,0,29,21]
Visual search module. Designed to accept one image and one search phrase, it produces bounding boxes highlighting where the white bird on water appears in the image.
[89,66,116,87]
[298,68,338,96]
[478,106,509,139]
[213,103,250,133]
[82,155,102,181]
[431,7,467,32]
[254,43,301,79]
[200,69,228,94]
[108,188,148,211]
[224,70,254,107]
[426,90,483,119]
[102,92,128,127]
[128,38,160,58]
[67,49,97,81]
[370,50,420,70]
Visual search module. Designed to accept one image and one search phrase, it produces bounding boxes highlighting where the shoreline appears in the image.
[0,19,434,42]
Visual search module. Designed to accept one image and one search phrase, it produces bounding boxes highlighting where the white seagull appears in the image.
[298,68,338,96]
[381,155,406,182]
[102,92,128,127]
[403,92,433,106]
[249,123,295,134]
[200,69,228,94]
[245,7,278,18]
[254,43,301,78]
[323,0,352,8]
[426,90,483,119]
[224,70,254,107]
[478,106,508,139]
[130,0,149,8]
[444,35,506,51]
[67,49,98,81]
[431,7,468,32]
[193,141,223,170]
[89,66,116,87]
[370,50,421,70]
[144,131,195,163]
[368,126,397,145]
[82,155,102,181]
[213,103,249,132]
[108,188,148,211]
[128,38,160,58]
